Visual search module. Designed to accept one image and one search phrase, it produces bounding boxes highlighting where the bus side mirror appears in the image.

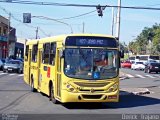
[120,50,124,58]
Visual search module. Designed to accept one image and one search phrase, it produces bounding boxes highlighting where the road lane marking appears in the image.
[135,74,146,78]
[9,74,16,76]
[126,74,134,78]
[18,74,24,76]
[0,73,7,75]
[145,75,156,78]
[153,75,160,78]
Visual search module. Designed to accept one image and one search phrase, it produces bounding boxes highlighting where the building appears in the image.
[0,15,17,59]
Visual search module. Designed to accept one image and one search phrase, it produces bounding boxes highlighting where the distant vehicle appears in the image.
[3,60,23,73]
[131,61,145,70]
[0,59,3,70]
[144,62,160,73]
[138,55,160,64]
[121,61,132,68]
[147,60,157,63]
[129,55,140,63]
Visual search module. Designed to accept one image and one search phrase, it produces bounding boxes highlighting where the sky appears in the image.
[0,0,160,44]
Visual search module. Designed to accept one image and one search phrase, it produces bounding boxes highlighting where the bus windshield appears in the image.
[64,48,118,80]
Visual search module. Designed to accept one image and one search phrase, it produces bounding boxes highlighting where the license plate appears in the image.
[8,68,12,71]
[155,67,158,68]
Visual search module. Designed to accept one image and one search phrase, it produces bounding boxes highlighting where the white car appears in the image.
[131,62,145,70]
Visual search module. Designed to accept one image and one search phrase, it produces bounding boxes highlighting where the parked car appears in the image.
[148,60,157,63]
[131,61,145,70]
[0,59,4,70]
[144,62,160,73]
[3,60,23,74]
[121,61,132,68]
[16,58,24,62]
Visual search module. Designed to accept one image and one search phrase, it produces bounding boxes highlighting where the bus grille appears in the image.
[74,82,109,87]
[82,95,102,99]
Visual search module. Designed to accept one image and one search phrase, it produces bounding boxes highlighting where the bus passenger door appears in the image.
[24,50,31,85]
[55,49,62,98]
[37,49,42,90]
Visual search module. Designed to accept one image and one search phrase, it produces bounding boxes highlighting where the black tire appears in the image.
[156,72,158,74]
[49,85,58,104]
[148,69,151,73]
[17,68,21,74]
[3,69,6,73]
[31,79,37,92]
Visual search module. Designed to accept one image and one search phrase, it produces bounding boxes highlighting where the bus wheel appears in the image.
[31,79,37,92]
[50,85,58,104]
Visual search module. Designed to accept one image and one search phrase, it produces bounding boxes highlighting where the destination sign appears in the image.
[76,38,104,46]
[65,36,117,47]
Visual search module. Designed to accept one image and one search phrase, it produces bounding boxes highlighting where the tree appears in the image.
[129,23,160,55]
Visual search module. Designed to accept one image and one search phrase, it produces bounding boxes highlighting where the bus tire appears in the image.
[31,77,37,92]
[49,85,58,104]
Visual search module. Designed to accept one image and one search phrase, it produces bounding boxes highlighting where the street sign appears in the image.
[23,13,31,23]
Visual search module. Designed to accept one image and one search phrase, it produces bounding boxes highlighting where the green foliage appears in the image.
[129,23,160,55]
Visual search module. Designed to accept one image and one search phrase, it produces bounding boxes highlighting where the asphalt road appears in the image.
[0,70,160,120]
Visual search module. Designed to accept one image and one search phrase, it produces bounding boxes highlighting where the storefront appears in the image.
[0,41,7,59]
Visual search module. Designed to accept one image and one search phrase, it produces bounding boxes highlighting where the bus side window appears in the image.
[25,45,29,61]
[49,43,56,65]
[32,44,38,62]
[42,43,50,64]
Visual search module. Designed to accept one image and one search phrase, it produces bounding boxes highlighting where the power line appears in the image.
[2,0,160,11]
[0,0,99,7]
[0,5,51,37]
[107,5,160,11]
[38,27,50,37]
[56,10,96,20]
[32,16,73,33]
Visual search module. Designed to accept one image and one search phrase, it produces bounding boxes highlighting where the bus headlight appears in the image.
[107,84,118,92]
[66,84,76,92]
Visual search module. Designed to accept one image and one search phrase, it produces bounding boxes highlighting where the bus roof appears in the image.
[26,33,116,45]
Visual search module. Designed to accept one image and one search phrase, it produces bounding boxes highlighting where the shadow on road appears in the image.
[63,91,160,109]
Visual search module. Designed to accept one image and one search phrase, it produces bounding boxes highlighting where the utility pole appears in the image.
[7,12,11,57]
[116,0,121,42]
[111,7,115,36]
[36,27,39,39]
[82,22,85,33]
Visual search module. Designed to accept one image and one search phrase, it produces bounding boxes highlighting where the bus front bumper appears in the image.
[60,90,119,103]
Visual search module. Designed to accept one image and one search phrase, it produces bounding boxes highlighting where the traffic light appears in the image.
[96,5,103,17]
[23,13,31,23]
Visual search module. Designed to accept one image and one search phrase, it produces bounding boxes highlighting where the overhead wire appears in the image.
[2,0,160,11]
[0,5,50,37]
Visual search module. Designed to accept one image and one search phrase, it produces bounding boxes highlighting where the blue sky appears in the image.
[0,0,160,44]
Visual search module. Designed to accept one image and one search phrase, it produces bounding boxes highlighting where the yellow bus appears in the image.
[24,34,123,103]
